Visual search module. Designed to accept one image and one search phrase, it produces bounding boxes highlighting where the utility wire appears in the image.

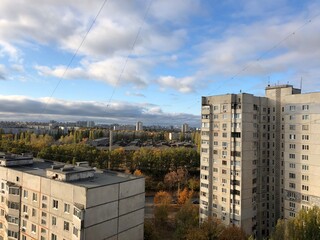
[41,0,109,115]
[206,11,320,96]
[106,0,153,109]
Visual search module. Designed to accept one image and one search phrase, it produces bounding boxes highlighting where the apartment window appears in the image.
[202,122,210,128]
[289,163,295,168]
[213,168,218,173]
[289,144,295,149]
[302,135,309,140]
[8,230,18,238]
[202,114,210,119]
[222,123,227,129]
[222,114,227,119]
[213,132,218,137]
[289,212,296,217]
[302,185,309,191]
[302,115,309,120]
[231,132,241,138]
[73,227,79,237]
[64,221,70,231]
[52,216,57,226]
[289,115,295,120]
[302,105,309,110]
[42,195,47,201]
[23,190,28,198]
[222,169,227,174]
[232,113,241,119]
[302,165,309,171]
[213,114,218,119]
[9,187,20,195]
[201,148,208,153]
[289,106,296,111]
[53,199,58,209]
[302,175,309,181]
[302,125,309,131]
[51,234,57,240]
[302,195,309,202]
[302,145,309,150]
[7,216,19,224]
[32,193,38,202]
[289,173,296,179]
[289,153,295,159]
[222,133,227,138]
[23,205,28,213]
[289,125,295,130]
[302,155,309,160]
[213,141,218,146]
[221,197,227,202]
[32,208,36,217]
[289,183,296,189]
[31,224,36,233]
[213,186,218,191]
[289,134,296,140]
[22,220,27,228]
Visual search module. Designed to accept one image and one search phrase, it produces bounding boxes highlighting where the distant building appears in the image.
[136,121,143,131]
[0,154,145,240]
[181,123,189,133]
[86,121,95,128]
[168,132,179,141]
[200,85,320,238]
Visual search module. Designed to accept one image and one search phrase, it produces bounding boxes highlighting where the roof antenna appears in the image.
[300,77,303,91]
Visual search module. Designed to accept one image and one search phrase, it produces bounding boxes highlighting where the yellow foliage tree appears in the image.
[133,169,143,176]
[154,191,172,205]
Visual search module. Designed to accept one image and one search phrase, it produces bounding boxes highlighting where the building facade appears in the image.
[0,154,145,240]
[200,85,320,239]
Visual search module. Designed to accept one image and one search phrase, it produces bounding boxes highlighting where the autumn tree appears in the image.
[219,225,247,240]
[164,171,178,191]
[178,187,193,205]
[154,191,172,205]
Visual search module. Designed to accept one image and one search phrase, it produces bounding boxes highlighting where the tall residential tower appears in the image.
[200,85,320,239]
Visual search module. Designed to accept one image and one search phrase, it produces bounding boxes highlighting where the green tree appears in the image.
[174,201,199,239]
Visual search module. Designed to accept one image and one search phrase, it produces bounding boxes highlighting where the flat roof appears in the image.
[3,159,142,189]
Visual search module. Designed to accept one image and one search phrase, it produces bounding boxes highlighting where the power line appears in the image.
[106,0,153,110]
[41,0,109,115]
[206,11,320,96]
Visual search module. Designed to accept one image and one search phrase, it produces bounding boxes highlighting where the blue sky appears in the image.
[1,0,320,126]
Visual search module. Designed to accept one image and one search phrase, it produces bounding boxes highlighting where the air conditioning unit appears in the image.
[24,214,28,219]
[223,128,226,131]
[222,155,226,159]
[290,208,295,211]
[223,146,227,150]
[21,227,26,232]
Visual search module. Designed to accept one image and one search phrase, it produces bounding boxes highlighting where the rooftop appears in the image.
[0,155,142,189]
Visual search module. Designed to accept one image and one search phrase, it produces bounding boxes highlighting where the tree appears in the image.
[174,201,199,239]
[144,219,160,240]
[154,191,172,205]
[271,206,320,240]
[164,171,178,191]
[219,225,247,240]
[178,187,192,205]
[133,169,143,176]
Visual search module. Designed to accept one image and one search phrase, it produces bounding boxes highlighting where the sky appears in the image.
[1,0,320,127]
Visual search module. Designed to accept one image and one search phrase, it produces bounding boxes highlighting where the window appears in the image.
[32,193,37,202]
[302,175,309,181]
[231,132,241,138]
[23,205,28,213]
[23,190,28,198]
[222,133,227,138]
[302,135,309,140]
[8,230,18,238]
[31,224,36,233]
[42,195,47,201]
[302,115,309,120]
[289,163,295,168]
[289,144,295,149]
[302,155,309,160]
[64,221,70,231]
[52,216,57,226]
[302,125,309,130]
[73,227,79,237]
[302,185,309,191]
[289,106,296,111]
[302,165,309,171]
[289,134,296,140]
[53,199,58,209]
[9,187,20,195]
[302,195,309,202]
[302,105,309,110]
[289,125,295,130]
[289,173,296,179]
[32,208,36,217]
[289,153,295,159]
[73,208,82,219]
[51,234,57,240]
[302,145,309,150]
[289,183,296,189]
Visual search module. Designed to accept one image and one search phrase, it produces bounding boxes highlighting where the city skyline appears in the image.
[1,0,320,126]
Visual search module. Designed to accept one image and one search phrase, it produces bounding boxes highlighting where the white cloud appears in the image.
[157,75,197,93]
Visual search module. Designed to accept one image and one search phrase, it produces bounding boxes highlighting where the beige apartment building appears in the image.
[0,154,145,240]
[200,85,320,239]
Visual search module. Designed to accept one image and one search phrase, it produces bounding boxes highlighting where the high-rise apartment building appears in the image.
[0,154,145,240]
[136,121,143,131]
[200,85,320,239]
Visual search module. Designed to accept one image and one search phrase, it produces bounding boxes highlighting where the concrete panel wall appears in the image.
[118,224,144,240]
[85,218,118,240]
[118,208,144,232]
[85,201,118,227]
[119,193,144,216]
[119,178,145,199]
[86,184,119,208]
